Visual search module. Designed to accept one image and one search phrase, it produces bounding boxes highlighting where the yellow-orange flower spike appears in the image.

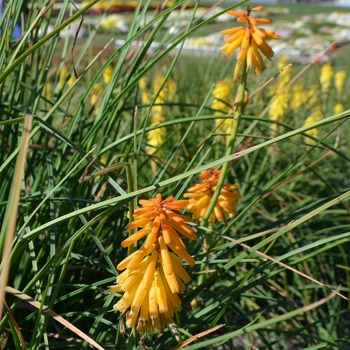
[123,194,196,260]
[184,168,241,224]
[221,5,279,79]
[109,251,190,333]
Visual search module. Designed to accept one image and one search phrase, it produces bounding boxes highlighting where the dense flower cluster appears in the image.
[221,5,280,79]
[109,194,195,333]
[184,169,241,224]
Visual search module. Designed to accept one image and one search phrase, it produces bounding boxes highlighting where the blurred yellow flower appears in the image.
[42,81,52,101]
[277,56,291,85]
[290,84,307,115]
[307,85,319,107]
[334,70,346,94]
[320,63,333,94]
[184,168,241,225]
[58,65,75,90]
[211,80,233,115]
[334,102,344,115]
[140,74,176,173]
[268,57,292,134]
[221,5,279,79]
[103,65,114,85]
[303,106,323,143]
[90,84,103,116]
[211,80,234,137]
[268,89,288,134]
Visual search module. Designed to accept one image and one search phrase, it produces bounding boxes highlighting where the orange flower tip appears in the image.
[252,5,264,12]
[227,10,246,16]
[254,18,272,24]
[121,241,130,248]
[237,17,247,23]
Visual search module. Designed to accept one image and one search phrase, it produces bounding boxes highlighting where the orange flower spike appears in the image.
[184,168,241,224]
[221,5,279,78]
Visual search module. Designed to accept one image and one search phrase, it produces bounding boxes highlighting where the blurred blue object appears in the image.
[12,20,22,40]
[0,0,23,41]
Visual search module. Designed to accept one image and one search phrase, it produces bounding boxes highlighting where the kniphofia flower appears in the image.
[110,194,196,333]
[109,248,190,332]
[334,70,346,95]
[184,169,241,224]
[221,5,280,79]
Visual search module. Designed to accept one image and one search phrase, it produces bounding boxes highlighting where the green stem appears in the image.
[196,60,248,288]
[200,59,248,228]
[126,162,136,256]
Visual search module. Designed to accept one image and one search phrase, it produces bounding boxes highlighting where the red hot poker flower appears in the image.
[221,5,280,79]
